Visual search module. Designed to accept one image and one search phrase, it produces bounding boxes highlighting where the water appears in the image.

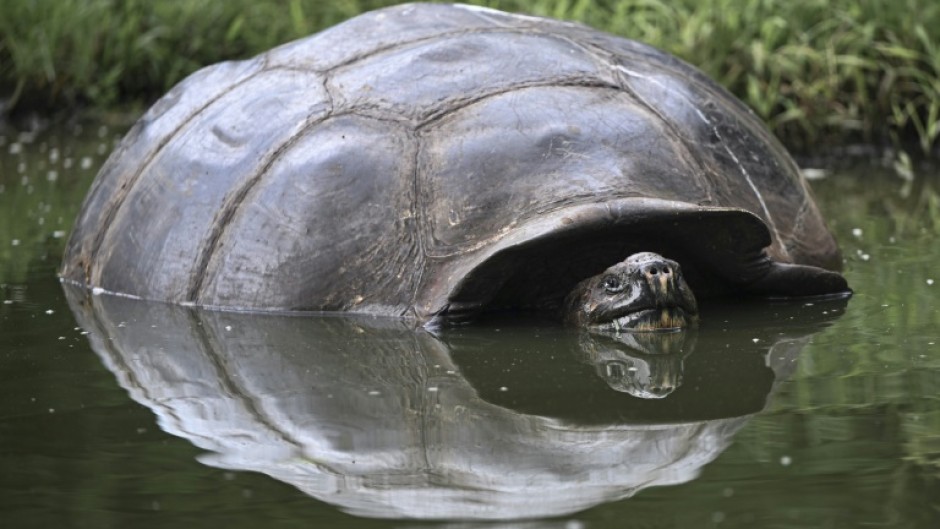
[1,125,938,528]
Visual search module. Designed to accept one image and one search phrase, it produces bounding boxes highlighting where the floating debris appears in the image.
[801,167,828,180]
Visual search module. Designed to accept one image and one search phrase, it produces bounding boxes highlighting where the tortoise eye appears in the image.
[602,275,624,294]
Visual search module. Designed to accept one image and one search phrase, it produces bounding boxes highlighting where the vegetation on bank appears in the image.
[1,0,939,152]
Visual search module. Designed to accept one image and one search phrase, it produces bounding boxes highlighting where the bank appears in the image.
[1,0,939,154]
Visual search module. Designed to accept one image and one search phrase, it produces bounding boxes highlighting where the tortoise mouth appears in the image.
[594,306,694,333]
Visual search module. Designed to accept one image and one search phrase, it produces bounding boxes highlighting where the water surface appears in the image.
[1,126,938,528]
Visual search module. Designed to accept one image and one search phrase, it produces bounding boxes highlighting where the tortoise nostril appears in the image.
[640,261,675,278]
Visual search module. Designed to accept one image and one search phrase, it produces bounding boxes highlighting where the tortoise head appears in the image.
[564,252,698,332]
[426,200,848,329]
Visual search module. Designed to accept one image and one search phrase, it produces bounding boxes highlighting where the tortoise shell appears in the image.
[60,3,848,322]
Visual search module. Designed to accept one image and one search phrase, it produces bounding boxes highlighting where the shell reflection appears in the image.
[64,285,845,521]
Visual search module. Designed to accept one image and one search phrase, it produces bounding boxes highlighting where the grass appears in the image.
[0,0,939,153]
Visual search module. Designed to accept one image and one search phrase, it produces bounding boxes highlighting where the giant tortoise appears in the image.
[60,3,850,330]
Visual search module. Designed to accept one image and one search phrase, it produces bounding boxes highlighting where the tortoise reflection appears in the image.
[578,330,694,398]
[64,284,846,521]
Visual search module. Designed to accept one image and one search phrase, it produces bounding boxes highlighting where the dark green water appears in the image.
[1,126,938,528]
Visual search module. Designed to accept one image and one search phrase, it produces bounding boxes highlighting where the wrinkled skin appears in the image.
[564,252,698,332]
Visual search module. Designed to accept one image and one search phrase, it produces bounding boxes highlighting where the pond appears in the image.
[1,123,938,528]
